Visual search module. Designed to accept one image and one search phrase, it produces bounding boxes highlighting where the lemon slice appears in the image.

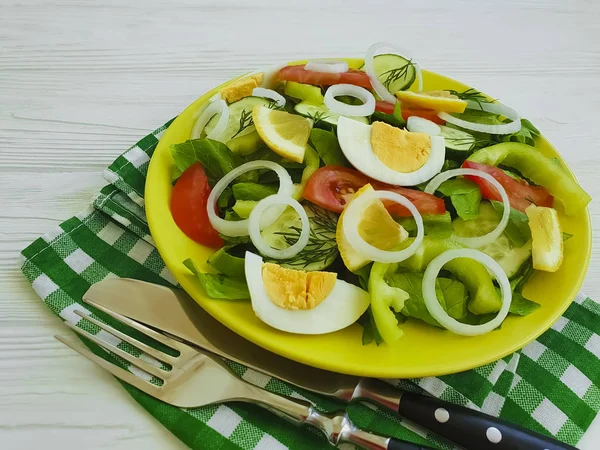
[253,105,312,163]
[337,184,408,271]
[395,90,467,113]
[525,205,563,272]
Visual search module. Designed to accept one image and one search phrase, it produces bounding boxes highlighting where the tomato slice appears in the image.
[462,161,554,212]
[375,101,446,125]
[277,65,372,89]
[171,163,223,248]
[303,166,446,217]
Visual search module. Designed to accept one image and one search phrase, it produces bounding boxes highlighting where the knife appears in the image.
[84,278,576,450]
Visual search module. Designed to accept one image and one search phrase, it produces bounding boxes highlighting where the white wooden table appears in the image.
[1,0,599,448]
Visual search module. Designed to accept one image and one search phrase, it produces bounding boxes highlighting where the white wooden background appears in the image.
[1,0,599,448]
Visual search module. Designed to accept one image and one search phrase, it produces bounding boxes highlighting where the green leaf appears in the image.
[437,178,482,220]
[387,272,468,327]
[358,307,384,346]
[232,182,277,201]
[371,108,406,128]
[309,128,349,166]
[509,292,540,316]
[490,200,532,247]
[207,247,246,279]
[438,278,468,320]
[353,263,372,291]
[183,258,249,300]
[171,139,241,184]
[396,212,454,239]
[501,119,541,146]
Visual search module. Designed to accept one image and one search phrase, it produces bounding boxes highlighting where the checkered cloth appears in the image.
[20,120,600,449]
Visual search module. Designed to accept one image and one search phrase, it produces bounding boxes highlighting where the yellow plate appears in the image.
[146,59,591,378]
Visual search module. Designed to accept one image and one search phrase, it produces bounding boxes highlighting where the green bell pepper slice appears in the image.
[368,262,410,343]
[467,142,591,215]
[293,144,320,200]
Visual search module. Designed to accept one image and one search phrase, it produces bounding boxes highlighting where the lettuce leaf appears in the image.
[183,258,249,300]
[386,272,468,327]
[490,200,531,247]
[207,247,246,279]
[437,178,482,220]
[309,128,349,167]
[171,138,242,184]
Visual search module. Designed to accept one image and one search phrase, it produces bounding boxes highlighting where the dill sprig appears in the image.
[231,109,253,139]
[269,204,339,269]
[381,60,414,90]
[306,110,330,127]
[445,136,495,151]
[266,99,285,111]
[447,88,496,110]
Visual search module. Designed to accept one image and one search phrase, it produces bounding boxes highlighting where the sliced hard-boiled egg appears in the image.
[245,251,370,334]
[525,204,563,272]
[337,117,445,186]
[220,73,264,104]
[395,90,467,113]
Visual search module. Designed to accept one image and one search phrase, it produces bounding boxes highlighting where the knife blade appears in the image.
[83,278,578,450]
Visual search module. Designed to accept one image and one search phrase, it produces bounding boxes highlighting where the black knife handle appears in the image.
[397,392,578,450]
[387,438,436,450]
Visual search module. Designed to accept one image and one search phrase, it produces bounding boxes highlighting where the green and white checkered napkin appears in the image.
[20,119,600,449]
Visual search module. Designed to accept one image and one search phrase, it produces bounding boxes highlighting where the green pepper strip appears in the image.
[293,144,320,200]
[467,142,591,216]
[368,262,409,344]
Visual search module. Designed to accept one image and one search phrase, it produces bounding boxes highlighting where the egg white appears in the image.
[337,116,446,186]
[245,251,370,335]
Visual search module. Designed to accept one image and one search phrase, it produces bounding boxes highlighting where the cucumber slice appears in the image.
[439,125,476,152]
[294,102,369,126]
[260,203,339,271]
[452,202,532,278]
[360,54,416,93]
[204,96,271,145]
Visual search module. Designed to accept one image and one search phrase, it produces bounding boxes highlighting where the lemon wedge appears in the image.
[395,90,467,113]
[337,184,408,271]
[525,204,563,272]
[253,105,312,163]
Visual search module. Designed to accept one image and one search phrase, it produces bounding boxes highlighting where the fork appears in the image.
[57,308,434,450]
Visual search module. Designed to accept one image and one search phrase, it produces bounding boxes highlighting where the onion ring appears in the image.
[305,59,349,74]
[424,168,510,248]
[365,42,423,104]
[407,116,441,135]
[207,161,294,237]
[422,249,512,336]
[252,87,286,108]
[248,195,310,259]
[324,84,376,117]
[191,99,229,141]
[342,190,424,263]
[438,101,521,135]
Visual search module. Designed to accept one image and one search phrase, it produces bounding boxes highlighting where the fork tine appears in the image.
[55,335,161,397]
[82,297,190,353]
[72,309,177,365]
[63,321,167,379]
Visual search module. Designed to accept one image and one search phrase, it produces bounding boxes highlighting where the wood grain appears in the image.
[1,0,599,448]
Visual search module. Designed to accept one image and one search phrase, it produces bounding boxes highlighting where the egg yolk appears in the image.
[370,121,431,173]
[262,263,337,310]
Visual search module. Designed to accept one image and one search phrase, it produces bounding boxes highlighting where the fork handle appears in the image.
[245,385,435,449]
[353,378,577,450]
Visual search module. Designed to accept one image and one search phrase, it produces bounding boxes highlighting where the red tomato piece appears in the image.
[277,65,372,89]
[462,161,554,212]
[303,166,446,217]
[375,101,446,124]
[170,163,223,248]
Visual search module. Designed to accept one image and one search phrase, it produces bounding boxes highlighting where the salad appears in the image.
[169,42,591,345]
